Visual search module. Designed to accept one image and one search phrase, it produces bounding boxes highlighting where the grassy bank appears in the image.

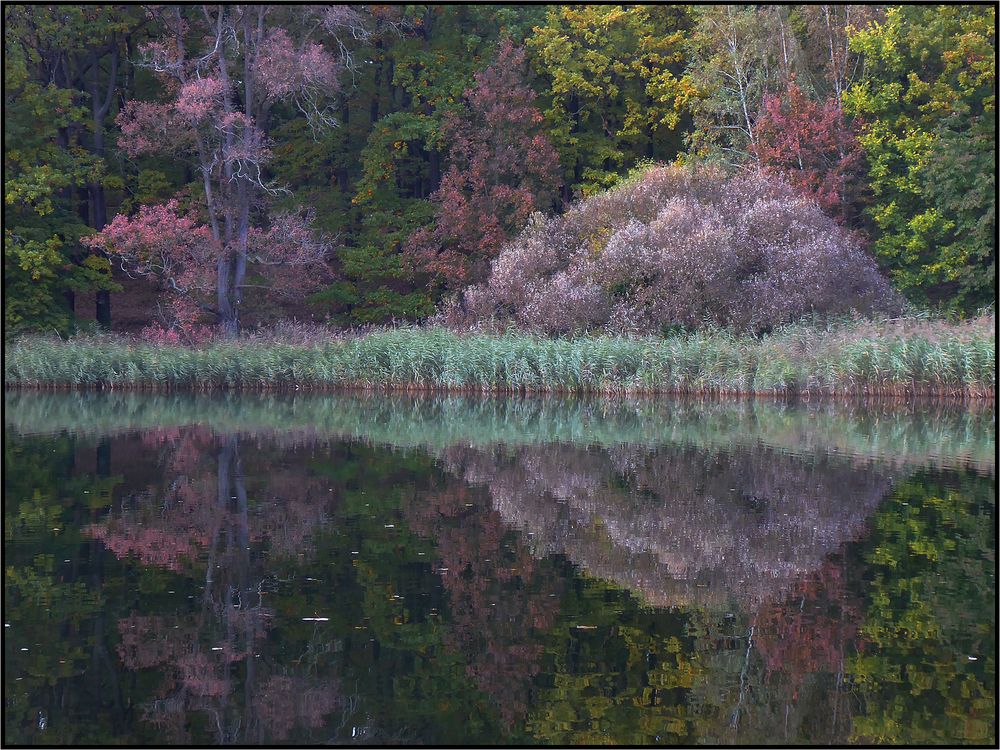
[4,316,995,398]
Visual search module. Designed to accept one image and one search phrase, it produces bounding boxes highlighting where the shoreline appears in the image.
[4,323,995,399]
[3,382,995,399]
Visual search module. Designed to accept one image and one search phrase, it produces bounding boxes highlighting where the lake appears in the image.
[4,391,995,745]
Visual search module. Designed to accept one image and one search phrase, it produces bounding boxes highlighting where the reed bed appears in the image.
[4,317,995,398]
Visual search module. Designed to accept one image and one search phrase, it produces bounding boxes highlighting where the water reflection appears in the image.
[6,391,995,474]
[447,443,891,608]
[92,432,342,744]
[401,480,563,729]
[3,392,995,745]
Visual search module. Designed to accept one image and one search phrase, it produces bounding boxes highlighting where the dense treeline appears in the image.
[4,4,996,338]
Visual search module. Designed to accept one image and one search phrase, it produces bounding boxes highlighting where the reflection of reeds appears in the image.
[5,391,995,474]
[4,317,995,397]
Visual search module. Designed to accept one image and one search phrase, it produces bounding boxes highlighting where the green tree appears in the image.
[528,5,693,197]
[683,5,785,165]
[843,5,996,313]
[3,6,124,334]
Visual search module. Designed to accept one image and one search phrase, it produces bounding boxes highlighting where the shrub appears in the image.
[445,164,900,335]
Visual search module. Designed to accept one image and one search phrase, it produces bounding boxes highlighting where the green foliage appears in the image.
[843,5,996,314]
[118,169,177,215]
[3,67,102,332]
[3,5,127,334]
[528,5,693,196]
[342,115,437,322]
[683,5,773,163]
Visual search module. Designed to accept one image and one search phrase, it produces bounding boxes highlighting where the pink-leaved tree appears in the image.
[404,39,562,291]
[753,80,864,224]
[86,5,369,337]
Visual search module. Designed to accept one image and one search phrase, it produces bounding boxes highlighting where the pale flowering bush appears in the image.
[445,164,900,335]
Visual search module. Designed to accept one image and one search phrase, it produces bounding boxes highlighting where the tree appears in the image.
[684,5,780,165]
[528,5,693,197]
[2,6,151,332]
[795,5,883,102]
[86,201,330,337]
[85,6,357,336]
[683,6,879,171]
[404,40,561,291]
[307,6,547,325]
[843,5,996,314]
[754,80,863,224]
[3,5,126,334]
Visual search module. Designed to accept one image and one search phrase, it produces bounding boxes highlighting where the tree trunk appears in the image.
[214,16,239,339]
[371,38,383,124]
[217,253,236,337]
[88,44,118,329]
[90,138,112,328]
[231,184,251,337]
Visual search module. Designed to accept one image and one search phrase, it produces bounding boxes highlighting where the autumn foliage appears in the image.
[448,164,898,335]
[4,5,994,336]
[86,203,331,338]
[82,7,345,337]
[405,40,562,289]
[754,81,864,224]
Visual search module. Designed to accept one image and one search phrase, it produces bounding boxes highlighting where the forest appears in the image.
[3,4,996,388]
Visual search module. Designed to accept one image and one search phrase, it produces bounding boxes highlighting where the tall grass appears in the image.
[4,316,994,398]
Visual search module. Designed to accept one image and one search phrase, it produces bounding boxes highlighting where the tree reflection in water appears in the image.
[425,440,886,744]
[401,480,564,728]
[6,398,993,746]
[446,442,891,608]
[84,430,344,744]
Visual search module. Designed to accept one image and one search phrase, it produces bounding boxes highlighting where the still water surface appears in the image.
[4,392,995,745]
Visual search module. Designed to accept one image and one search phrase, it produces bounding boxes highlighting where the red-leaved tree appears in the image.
[85,6,367,336]
[753,81,863,224]
[404,40,562,290]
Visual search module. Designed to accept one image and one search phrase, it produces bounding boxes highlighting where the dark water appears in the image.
[4,392,995,746]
